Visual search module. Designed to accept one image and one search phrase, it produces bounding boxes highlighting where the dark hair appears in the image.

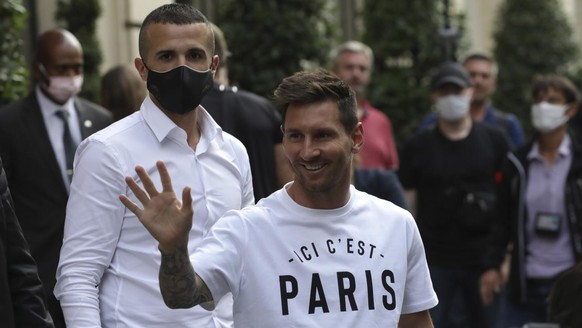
[210,23,229,70]
[100,65,147,121]
[328,41,374,71]
[138,3,214,59]
[462,53,493,65]
[462,52,498,77]
[531,74,579,104]
[274,70,358,133]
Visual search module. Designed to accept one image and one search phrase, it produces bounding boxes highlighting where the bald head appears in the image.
[35,29,82,66]
[33,29,84,104]
[33,29,84,83]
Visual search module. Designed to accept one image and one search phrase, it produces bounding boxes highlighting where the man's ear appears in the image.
[134,58,148,82]
[351,122,364,153]
[211,55,220,73]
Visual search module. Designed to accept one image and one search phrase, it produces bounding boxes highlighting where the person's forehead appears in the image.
[464,59,491,72]
[536,87,565,100]
[285,101,341,126]
[146,22,212,52]
[44,42,83,66]
[338,51,369,65]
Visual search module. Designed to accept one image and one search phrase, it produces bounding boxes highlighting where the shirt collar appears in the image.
[35,85,76,117]
[140,95,224,147]
[482,103,496,121]
[527,133,571,161]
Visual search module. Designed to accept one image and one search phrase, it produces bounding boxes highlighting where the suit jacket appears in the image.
[0,92,112,328]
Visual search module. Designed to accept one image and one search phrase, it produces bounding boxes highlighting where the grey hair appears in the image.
[329,41,374,71]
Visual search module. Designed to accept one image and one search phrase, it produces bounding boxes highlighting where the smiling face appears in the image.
[282,100,363,208]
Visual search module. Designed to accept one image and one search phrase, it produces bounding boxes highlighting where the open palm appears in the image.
[120,160,193,253]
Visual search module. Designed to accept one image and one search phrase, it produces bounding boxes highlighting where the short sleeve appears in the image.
[191,210,249,304]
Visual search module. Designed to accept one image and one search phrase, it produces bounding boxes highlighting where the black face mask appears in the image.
[144,63,214,114]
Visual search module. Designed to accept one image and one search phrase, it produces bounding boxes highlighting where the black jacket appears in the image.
[201,84,282,201]
[0,157,54,327]
[483,131,582,304]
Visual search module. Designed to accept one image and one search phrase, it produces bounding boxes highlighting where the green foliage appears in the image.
[362,1,458,143]
[56,0,102,102]
[492,0,580,137]
[0,0,28,106]
[216,0,338,99]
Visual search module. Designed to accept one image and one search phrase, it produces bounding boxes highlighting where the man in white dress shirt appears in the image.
[54,3,253,327]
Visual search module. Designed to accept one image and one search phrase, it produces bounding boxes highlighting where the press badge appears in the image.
[534,212,562,237]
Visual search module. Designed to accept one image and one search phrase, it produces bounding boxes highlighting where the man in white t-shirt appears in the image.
[121,70,438,327]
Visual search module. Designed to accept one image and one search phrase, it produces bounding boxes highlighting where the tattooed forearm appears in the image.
[158,246,213,309]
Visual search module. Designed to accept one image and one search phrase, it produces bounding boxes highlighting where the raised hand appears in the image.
[120,160,193,253]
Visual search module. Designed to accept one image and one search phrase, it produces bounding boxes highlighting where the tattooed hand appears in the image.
[120,160,193,254]
[120,160,213,308]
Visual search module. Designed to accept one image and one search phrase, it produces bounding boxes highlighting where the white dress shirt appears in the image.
[54,96,254,328]
[36,86,82,190]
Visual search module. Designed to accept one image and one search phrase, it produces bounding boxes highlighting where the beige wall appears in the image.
[32,0,582,73]
[32,0,168,75]
[98,0,131,72]
[570,0,582,53]
[98,0,168,74]
[35,0,58,34]
[455,0,502,56]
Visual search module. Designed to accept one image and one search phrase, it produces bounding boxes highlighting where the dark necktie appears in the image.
[56,109,77,182]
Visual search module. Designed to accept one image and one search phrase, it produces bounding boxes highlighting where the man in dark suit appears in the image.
[201,23,292,200]
[0,29,112,328]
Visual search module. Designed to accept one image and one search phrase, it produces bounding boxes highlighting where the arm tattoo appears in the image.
[159,246,214,309]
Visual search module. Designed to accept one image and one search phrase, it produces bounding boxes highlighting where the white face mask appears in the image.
[435,94,471,121]
[531,101,569,133]
[39,64,83,104]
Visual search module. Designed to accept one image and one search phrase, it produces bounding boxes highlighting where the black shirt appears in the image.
[399,122,510,268]
[202,84,283,201]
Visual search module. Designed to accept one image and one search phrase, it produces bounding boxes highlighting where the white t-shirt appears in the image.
[55,96,254,327]
[193,184,438,327]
